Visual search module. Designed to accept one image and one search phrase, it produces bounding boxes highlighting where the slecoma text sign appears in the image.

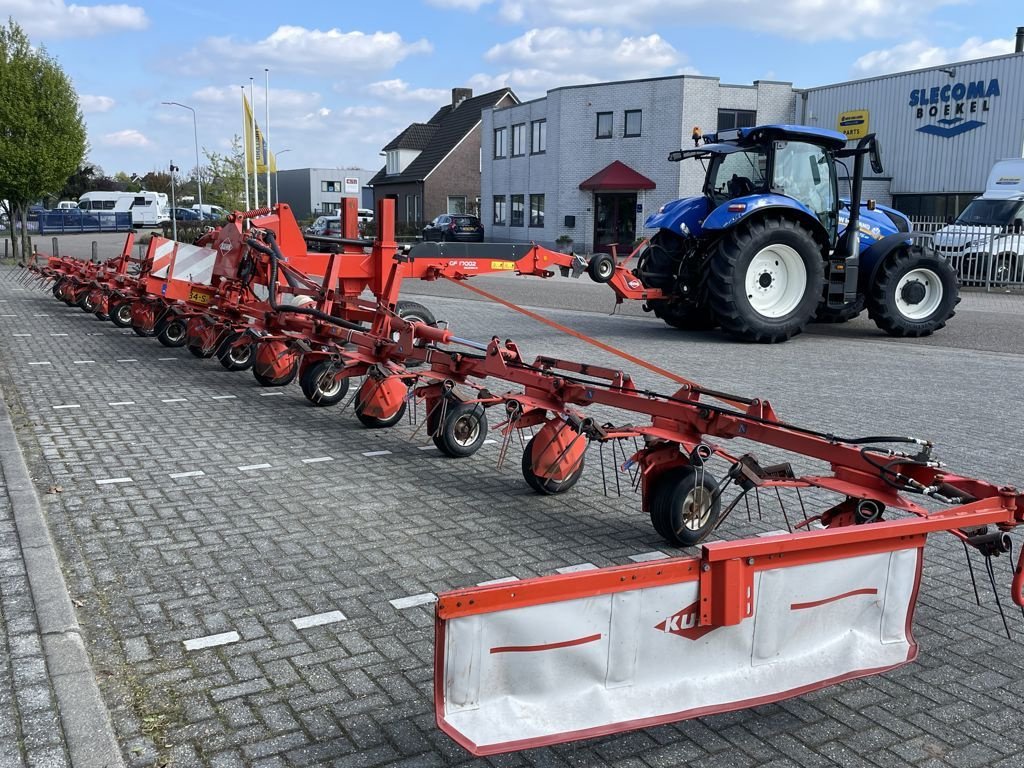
[909,78,1000,138]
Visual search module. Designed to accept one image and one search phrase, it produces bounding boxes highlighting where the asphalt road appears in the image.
[1,264,1023,767]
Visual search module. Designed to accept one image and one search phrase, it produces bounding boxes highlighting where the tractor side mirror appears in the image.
[1014,218,1023,234]
[668,150,684,162]
[945,215,955,225]
[869,138,883,175]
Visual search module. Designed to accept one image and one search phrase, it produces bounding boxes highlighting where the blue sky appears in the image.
[2,0,1020,179]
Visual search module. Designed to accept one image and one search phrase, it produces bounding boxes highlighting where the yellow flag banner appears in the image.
[243,94,277,174]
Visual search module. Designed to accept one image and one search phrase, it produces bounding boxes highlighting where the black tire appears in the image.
[355,399,407,428]
[51,278,67,299]
[429,400,488,457]
[866,250,959,338]
[521,435,586,495]
[187,339,215,358]
[156,318,188,347]
[650,299,718,330]
[395,300,436,326]
[707,217,823,343]
[649,466,720,547]
[253,362,297,387]
[299,360,350,406]
[110,301,134,328]
[587,253,615,283]
[812,295,865,324]
[216,333,254,371]
[77,291,97,312]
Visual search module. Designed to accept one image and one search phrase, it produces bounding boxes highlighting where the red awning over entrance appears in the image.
[578,161,656,191]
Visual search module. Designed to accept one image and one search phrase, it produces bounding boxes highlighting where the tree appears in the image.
[0,19,87,260]
[204,135,247,212]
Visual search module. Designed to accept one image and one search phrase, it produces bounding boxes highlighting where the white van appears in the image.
[78,191,170,227]
[56,200,78,210]
[934,159,1024,284]
[192,203,229,220]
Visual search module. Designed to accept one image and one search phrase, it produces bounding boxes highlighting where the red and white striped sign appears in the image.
[148,237,218,285]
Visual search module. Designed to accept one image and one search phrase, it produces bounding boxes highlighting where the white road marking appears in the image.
[52,404,80,410]
[73,360,95,364]
[291,610,347,630]
[95,477,133,485]
[482,439,497,445]
[389,593,437,610]
[12,334,31,337]
[161,398,187,403]
[0,314,16,317]
[169,470,205,479]
[259,391,284,397]
[477,576,519,586]
[417,445,438,451]
[211,395,236,400]
[238,463,272,471]
[555,563,598,574]
[362,450,392,457]
[116,359,138,363]
[301,456,334,464]
[108,401,135,406]
[158,357,177,361]
[183,631,240,651]
[628,551,670,563]
[33,313,50,317]
[49,333,68,337]
[28,362,51,366]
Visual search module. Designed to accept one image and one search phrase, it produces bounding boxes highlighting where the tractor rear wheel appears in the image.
[650,299,718,330]
[866,250,959,337]
[649,466,720,547]
[707,217,822,343]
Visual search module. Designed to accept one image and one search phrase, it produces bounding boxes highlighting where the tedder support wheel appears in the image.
[428,400,488,457]
[216,333,254,371]
[78,291,97,312]
[252,341,299,386]
[355,400,407,428]
[650,299,718,331]
[587,253,615,283]
[109,301,134,328]
[707,216,823,343]
[157,318,188,347]
[649,466,721,547]
[299,360,350,406]
[51,279,67,299]
[395,300,436,326]
[521,435,585,495]
[866,250,959,337]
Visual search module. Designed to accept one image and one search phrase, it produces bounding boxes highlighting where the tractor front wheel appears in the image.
[707,217,822,343]
[866,250,959,337]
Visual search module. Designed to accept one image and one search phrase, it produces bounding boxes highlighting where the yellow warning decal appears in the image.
[490,261,517,270]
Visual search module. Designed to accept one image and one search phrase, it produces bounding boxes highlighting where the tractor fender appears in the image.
[701,195,830,249]
[858,233,914,293]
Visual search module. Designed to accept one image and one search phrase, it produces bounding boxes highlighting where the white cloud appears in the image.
[367,79,451,104]
[185,25,433,74]
[79,94,115,113]
[191,85,323,112]
[497,0,961,41]
[425,0,493,7]
[0,0,148,38]
[853,36,1015,76]
[101,129,150,147]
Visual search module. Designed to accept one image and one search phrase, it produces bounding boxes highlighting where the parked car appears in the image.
[169,207,202,221]
[422,214,484,242]
[305,215,334,235]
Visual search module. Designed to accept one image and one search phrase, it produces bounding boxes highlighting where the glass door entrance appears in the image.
[593,193,638,254]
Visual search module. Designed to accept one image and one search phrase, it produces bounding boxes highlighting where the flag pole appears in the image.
[241,87,250,210]
[265,68,272,208]
[250,77,259,209]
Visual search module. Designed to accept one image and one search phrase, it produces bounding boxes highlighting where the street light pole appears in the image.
[162,101,203,216]
[169,162,179,242]
[274,148,292,206]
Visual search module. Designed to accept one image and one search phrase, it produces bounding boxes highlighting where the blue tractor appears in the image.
[633,125,958,343]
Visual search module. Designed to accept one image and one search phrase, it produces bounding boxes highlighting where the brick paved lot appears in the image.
[1,269,1023,767]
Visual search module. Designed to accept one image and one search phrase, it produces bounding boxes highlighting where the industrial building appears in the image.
[275,168,376,221]
[480,31,1024,252]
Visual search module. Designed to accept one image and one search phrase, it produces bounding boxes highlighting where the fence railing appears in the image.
[909,217,1024,292]
[38,210,133,234]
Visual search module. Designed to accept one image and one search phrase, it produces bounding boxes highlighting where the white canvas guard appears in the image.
[437,546,922,755]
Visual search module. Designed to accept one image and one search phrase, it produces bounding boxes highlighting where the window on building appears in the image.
[386,151,401,175]
[512,123,526,156]
[493,196,507,225]
[494,127,508,158]
[531,120,546,154]
[717,109,757,131]
[624,110,642,137]
[510,194,524,227]
[448,196,467,214]
[406,194,420,223]
[322,180,341,192]
[596,111,613,139]
[529,194,545,228]
[892,193,976,221]
[322,202,340,214]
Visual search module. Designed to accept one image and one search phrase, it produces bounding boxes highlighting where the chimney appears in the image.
[451,88,473,107]
[1016,26,1024,53]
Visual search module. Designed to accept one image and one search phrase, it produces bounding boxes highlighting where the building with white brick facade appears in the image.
[482,76,796,253]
